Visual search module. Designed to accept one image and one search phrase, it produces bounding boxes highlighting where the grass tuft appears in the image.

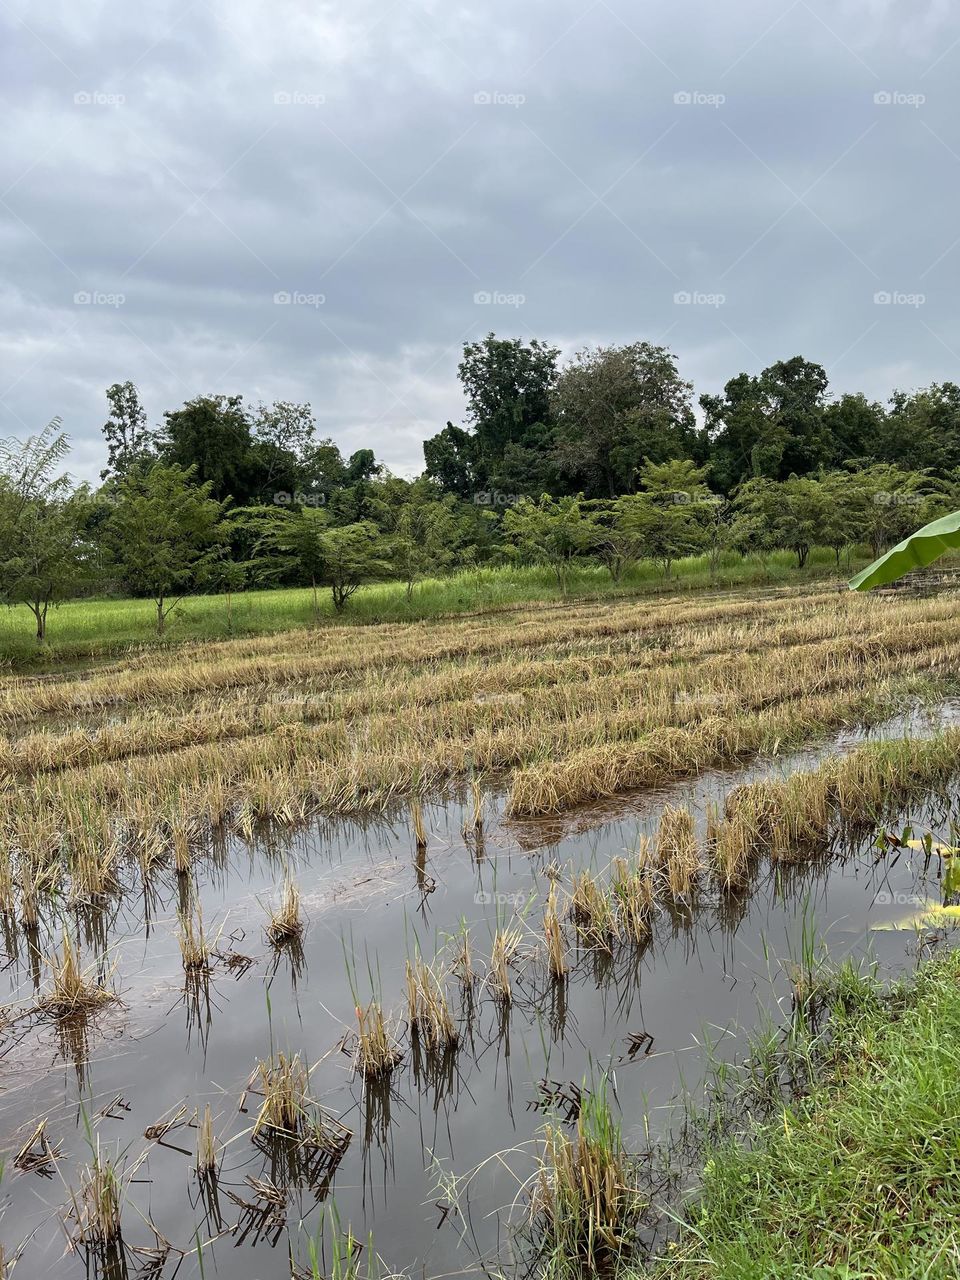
[530,1083,644,1277]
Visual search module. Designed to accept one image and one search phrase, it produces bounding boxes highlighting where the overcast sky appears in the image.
[1,0,958,482]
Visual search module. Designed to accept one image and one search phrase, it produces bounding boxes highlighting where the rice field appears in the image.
[2,581,960,1278]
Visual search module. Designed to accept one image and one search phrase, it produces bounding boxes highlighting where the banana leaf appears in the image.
[849,508,960,591]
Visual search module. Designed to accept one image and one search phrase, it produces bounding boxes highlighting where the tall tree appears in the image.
[249,400,318,497]
[702,357,831,490]
[552,343,698,497]
[822,393,887,467]
[884,383,960,475]
[101,381,154,482]
[423,423,482,499]
[454,333,560,492]
[159,394,255,504]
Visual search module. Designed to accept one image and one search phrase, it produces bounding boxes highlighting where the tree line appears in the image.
[2,334,958,642]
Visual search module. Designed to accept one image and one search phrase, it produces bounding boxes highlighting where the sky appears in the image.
[1,0,959,483]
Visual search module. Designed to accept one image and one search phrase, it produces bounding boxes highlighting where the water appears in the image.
[1,702,958,1277]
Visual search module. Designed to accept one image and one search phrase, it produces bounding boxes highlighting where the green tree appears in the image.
[702,357,831,490]
[502,495,597,593]
[370,479,471,599]
[249,400,321,499]
[319,521,391,612]
[451,334,560,492]
[883,383,960,475]
[852,464,950,557]
[159,394,255,504]
[0,420,94,642]
[101,381,154,482]
[817,471,862,565]
[258,505,329,618]
[552,343,697,497]
[612,460,713,578]
[822,393,887,468]
[106,465,227,635]
[423,422,482,499]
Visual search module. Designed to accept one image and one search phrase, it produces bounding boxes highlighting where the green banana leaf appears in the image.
[849,508,960,591]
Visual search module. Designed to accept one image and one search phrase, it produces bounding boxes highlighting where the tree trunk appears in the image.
[157,595,165,636]
[29,601,47,643]
[311,577,319,621]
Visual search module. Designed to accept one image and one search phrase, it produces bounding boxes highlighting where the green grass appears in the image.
[0,548,860,670]
[651,948,960,1279]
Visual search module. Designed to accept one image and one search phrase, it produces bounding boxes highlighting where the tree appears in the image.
[583,501,637,582]
[159,394,256,504]
[105,465,227,635]
[702,357,831,491]
[776,476,832,568]
[369,479,470,599]
[819,470,870,565]
[823,393,887,468]
[455,334,560,492]
[852,464,949,558]
[101,381,154,482]
[319,521,391,612]
[0,419,94,642]
[612,460,713,578]
[257,505,330,619]
[502,495,597,593]
[733,474,836,568]
[249,400,319,499]
[423,422,482,498]
[552,343,698,497]
[884,383,960,475]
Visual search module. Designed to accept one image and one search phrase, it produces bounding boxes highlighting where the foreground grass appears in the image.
[653,948,960,1279]
[0,548,857,669]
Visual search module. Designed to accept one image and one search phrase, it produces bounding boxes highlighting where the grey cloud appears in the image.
[2,0,960,480]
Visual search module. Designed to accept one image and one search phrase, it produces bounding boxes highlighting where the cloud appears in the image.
[2,0,960,480]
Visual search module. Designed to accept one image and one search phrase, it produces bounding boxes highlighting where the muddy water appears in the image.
[2,702,959,1278]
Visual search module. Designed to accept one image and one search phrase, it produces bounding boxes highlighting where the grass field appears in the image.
[0,548,859,668]
[653,948,960,1278]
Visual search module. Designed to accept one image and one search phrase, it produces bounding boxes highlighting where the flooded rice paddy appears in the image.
[2,698,959,1279]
